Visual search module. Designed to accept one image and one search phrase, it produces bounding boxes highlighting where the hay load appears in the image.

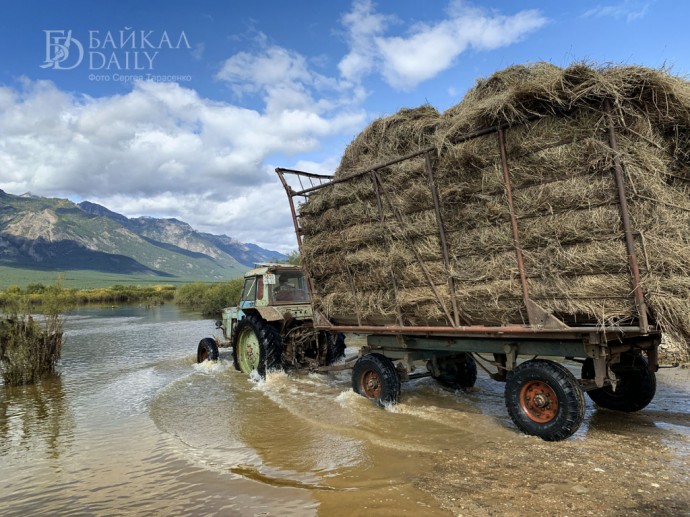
[298,63,690,357]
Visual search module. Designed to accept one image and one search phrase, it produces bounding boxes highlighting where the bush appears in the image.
[286,249,301,265]
[0,315,63,386]
[26,283,47,294]
[175,278,244,317]
[0,280,69,386]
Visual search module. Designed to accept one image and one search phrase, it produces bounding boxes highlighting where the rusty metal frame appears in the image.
[311,323,656,341]
[276,168,333,302]
[423,150,462,327]
[497,128,530,304]
[496,129,569,329]
[274,104,653,339]
[371,168,457,327]
[281,116,544,198]
[604,100,650,332]
[370,169,405,326]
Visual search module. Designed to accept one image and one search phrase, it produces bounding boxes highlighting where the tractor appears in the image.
[196,264,345,375]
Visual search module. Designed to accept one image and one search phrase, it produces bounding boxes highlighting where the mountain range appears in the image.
[0,190,286,288]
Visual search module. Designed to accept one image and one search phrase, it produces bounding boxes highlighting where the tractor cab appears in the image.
[239,265,310,308]
[219,264,312,342]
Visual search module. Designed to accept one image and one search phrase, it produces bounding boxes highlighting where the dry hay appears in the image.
[335,105,440,177]
[299,62,690,357]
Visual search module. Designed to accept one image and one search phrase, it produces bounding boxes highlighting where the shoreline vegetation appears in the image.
[0,279,244,317]
[0,279,243,386]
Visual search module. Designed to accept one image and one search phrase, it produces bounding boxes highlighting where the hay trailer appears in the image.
[275,110,662,441]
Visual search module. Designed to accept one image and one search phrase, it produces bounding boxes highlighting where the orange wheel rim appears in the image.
[519,380,558,423]
[361,370,382,399]
[200,349,208,362]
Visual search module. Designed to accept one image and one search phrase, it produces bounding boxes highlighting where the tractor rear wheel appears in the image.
[232,314,283,377]
[325,332,346,365]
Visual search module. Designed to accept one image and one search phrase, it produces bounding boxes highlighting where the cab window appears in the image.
[241,277,257,303]
[271,271,310,303]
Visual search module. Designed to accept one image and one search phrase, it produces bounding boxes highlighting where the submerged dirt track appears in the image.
[416,367,690,517]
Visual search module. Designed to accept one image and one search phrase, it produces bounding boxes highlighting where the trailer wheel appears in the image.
[325,332,346,365]
[352,353,400,406]
[232,314,283,377]
[582,354,656,412]
[197,338,219,363]
[435,353,477,389]
[505,359,585,441]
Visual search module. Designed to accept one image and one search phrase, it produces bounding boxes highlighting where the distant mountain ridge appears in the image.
[0,189,286,285]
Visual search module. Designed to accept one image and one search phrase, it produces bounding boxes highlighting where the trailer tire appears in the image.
[197,338,219,363]
[232,314,283,377]
[325,332,346,365]
[582,354,656,412]
[352,353,400,406]
[435,353,477,389]
[505,359,585,441]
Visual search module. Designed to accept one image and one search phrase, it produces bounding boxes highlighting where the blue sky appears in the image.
[0,0,687,251]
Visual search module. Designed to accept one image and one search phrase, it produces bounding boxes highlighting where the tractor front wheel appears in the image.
[197,338,219,363]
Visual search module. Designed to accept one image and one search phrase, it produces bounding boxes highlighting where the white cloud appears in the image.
[191,42,205,61]
[0,1,549,252]
[338,0,548,90]
[216,40,351,116]
[0,74,365,251]
[338,0,396,83]
[218,46,312,95]
[583,1,654,22]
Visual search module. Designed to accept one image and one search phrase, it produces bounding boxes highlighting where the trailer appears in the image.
[274,106,663,441]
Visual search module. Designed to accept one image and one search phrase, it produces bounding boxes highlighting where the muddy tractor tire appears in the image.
[325,332,346,365]
[197,338,219,363]
[435,353,477,389]
[352,353,401,406]
[582,353,656,412]
[232,314,283,377]
[505,359,585,441]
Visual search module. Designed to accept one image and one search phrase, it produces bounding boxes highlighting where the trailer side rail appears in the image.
[276,103,653,339]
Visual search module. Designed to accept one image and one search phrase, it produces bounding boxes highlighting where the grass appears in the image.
[1,277,244,317]
[0,264,234,290]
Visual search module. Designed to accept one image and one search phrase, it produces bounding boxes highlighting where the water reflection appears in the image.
[0,374,74,461]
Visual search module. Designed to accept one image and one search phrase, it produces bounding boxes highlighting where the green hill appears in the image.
[0,190,286,288]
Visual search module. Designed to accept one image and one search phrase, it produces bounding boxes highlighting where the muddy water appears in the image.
[1,305,688,516]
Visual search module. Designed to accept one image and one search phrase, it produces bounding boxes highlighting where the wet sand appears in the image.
[416,367,690,517]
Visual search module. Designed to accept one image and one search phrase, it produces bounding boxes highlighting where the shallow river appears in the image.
[1,304,688,516]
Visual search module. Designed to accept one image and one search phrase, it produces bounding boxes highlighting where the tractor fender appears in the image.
[252,306,286,322]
